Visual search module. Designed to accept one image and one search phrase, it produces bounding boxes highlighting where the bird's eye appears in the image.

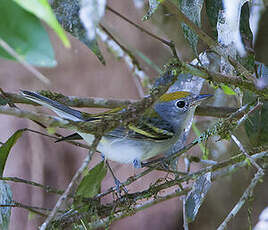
[176,100,186,108]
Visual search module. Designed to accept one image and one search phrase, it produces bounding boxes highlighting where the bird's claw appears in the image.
[133,159,141,168]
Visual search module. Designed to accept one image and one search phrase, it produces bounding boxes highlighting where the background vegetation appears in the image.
[0,0,267,229]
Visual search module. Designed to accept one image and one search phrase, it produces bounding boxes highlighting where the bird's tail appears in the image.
[20,90,85,121]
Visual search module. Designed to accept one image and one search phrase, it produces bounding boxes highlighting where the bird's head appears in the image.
[154,91,212,132]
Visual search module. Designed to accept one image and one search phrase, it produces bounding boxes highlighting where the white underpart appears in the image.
[219,0,248,56]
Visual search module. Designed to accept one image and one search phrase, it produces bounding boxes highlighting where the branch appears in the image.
[52,150,268,228]
[40,136,101,230]
[0,201,49,217]
[162,0,255,83]
[97,24,148,96]
[217,170,264,230]
[106,5,179,59]
[183,64,268,99]
[2,91,239,118]
[0,176,63,195]
[56,189,190,229]
[0,38,50,84]
[2,92,136,108]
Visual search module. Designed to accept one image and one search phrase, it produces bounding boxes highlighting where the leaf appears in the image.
[205,0,223,39]
[239,2,253,46]
[178,0,204,55]
[191,122,207,157]
[134,49,162,73]
[142,0,161,21]
[238,2,255,72]
[47,127,56,135]
[87,39,106,65]
[12,0,70,48]
[220,84,236,95]
[244,62,268,146]
[51,0,106,65]
[256,62,268,89]
[75,161,107,199]
[185,172,211,223]
[0,130,24,177]
[0,1,56,67]
[0,181,12,230]
[79,0,106,41]
[0,97,8,106]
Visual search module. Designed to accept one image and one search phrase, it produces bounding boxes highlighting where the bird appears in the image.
[21,90,212,168]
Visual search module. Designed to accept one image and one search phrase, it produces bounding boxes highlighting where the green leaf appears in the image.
[192,122,207,158]
[0,1,56,67]
[47,127,56,135]
[240,2,253,47]
[142,0,160,21]
[0,96,8,106]
[134,49,161,74]
[220,84,236,95]
[185,172,211,223]
[75,161,107,199]
[244,63,268,146]
[12,0,70,48]
[0,130,24,177]
[88,39,106,65]
[0,181,13,230]
[205,0,223,39]
[238,2,255,72]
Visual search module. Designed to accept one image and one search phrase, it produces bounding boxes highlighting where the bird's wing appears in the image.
[107,118,175,141]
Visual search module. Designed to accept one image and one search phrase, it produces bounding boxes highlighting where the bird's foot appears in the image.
[113,177,128,196]
[132,159,141,168]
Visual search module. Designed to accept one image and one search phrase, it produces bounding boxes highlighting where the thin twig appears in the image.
[231,135,263,172]
[182,64,268,99]
[183,196,189,230]
[217,170,264,230]
[0,201,49,217]
[236,101,263,127]
[3,91,137,108]
[0,176,63,195]
[182,158,190,230]
[106,5,179,59]
[40,136,101,230]
[54,150,268,228]
[0,38,50,84]
[98,24,148,96]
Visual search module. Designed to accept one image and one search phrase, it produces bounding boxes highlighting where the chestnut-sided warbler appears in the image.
[21,90,211,168]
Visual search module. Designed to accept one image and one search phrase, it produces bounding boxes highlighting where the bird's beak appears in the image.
[190,94,213,106]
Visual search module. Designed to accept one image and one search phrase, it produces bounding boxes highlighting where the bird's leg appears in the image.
[160,159,171,170]
[100,152,105,161]
[132,158,141,168]
[105,160,128,195]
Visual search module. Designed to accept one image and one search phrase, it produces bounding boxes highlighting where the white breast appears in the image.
[78,132,171,164]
